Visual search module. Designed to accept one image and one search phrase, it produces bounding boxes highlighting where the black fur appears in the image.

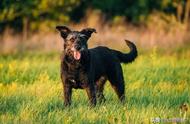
[56,26,138,106]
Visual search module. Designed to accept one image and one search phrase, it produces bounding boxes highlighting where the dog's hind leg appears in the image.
[96,76,107,103]
[107,65,125,103]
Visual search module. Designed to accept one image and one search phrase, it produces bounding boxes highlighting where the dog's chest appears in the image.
[63,62,88,89]
[69,70,88,89]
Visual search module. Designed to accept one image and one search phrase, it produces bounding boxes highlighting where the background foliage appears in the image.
[0,0,189,32]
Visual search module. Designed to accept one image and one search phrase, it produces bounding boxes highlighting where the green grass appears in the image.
[0,50,190,124]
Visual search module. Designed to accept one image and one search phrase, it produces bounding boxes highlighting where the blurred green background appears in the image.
[0,0,190,53]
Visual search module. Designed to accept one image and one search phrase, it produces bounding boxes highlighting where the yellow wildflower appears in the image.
[154,82,172,92]
[9,82,18,92]
[37,72,49,82]
[176,81,188,92]
[0,63,3,70]
[129,81,142,91]
[8,61,17,76]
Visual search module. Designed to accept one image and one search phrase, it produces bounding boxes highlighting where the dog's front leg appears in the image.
[86,84,96,107]
[63,84,72,106]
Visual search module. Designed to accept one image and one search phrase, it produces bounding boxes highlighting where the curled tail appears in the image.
[114,40,138,63]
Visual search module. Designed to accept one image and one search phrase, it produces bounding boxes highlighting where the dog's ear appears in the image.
[80,28,96,40]
[56,26,71,39]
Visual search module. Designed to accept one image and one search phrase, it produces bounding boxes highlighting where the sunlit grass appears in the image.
[0,50,190,123]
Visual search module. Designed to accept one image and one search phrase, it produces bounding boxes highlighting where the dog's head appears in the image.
[56,26,96,60]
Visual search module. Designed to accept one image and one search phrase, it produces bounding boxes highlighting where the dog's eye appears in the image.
[69,37,75,42]
[66,38,74,43]
[67,35,75,41]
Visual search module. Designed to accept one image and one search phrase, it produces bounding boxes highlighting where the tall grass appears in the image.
[0,49,190,123]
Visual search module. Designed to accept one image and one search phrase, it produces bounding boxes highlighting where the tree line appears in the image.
[0,0,189,33]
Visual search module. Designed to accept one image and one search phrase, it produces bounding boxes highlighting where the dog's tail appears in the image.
[114,40,137,63]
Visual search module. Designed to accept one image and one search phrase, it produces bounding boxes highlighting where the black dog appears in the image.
[56,26,137,106]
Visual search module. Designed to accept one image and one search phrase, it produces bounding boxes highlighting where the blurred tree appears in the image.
[0,0,189,33]
[88,0,177,23]
[184,0,190,24]
[0,0,81,33]
[0,0,37,32]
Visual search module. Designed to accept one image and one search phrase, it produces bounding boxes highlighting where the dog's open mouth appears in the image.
[73,50,81,60]
[71,47,81,60]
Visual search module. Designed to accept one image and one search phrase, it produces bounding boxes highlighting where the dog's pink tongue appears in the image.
[73,51,81,60]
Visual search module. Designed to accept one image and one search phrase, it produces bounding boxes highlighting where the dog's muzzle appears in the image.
[70,44,87,60]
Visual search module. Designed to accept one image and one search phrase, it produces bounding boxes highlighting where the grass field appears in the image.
[0,48,190,124]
